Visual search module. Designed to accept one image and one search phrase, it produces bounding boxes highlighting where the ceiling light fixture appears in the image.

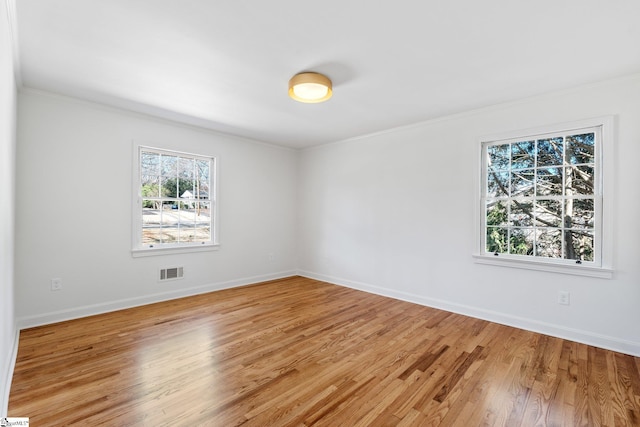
[288,72,332,103]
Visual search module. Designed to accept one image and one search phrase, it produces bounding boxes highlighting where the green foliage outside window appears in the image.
[484,131,596,261]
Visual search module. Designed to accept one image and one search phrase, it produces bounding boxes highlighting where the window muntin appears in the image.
[482,127,600,265]
[136,146,216,250]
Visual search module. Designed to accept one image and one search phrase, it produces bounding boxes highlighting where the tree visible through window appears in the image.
[137,147,214,248]
[483,128,599,263]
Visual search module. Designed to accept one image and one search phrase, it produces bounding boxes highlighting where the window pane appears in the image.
[177,205,208,243]
[142,226,161,245]
[141,176,160,198]
[196,202,211,222]
[196,159,210,179]
[511,169,534,197]
[142,205,161,244]
[179,179,194,199]
[182,205,197,223]
[193,226,211,242]
[142,205,160,223]
[193,202,211,242]
[179,181,196,200]
[536,229,562,258]
[565,165,594,195]
[534,200,562,227]
[509,201,533,227]
[161,209,179,243]
[486,227,508,254]
[141,151,160,176]
[486,201,508,226]
[195,159,210,198]
[197,181,210,199]
[178,157,195,179]
[161,178,178,198]
[509,228,534,255]
[566,198,594,228]
[537,137,563,166]
[488,144,510,170]
[141,174,158,186]
[179,223,196,243]
[536,167,562,196]
[511,141,535,170]
[565,230,594,261]
[161,155,178,177]
[566,133,594,165]
[487,171,509,197]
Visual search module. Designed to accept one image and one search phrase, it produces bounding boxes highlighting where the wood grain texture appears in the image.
[9,276,640,426]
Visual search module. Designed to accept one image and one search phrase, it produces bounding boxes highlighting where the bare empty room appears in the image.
[1,0,640,425]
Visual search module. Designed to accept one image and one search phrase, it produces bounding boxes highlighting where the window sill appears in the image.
[472,254,613,279]
[132,243,220,258]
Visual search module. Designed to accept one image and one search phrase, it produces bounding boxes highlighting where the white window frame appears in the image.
[132,144,219,257]
[473,116,614,278]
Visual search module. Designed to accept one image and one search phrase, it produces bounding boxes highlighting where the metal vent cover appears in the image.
[159,267,184,281]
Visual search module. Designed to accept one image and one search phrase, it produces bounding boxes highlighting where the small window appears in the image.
[132,146,218,256]
[476,118,613,277]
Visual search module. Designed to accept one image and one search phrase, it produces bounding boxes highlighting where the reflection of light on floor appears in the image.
[133,325,221,423]
[468,362,544,425]
[483,386,516,424]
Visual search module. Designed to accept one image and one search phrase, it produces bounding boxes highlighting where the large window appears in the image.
[476,118,613,277]
[133,146,217,255]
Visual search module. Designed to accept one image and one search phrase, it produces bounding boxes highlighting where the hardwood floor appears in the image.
[9,276,640,426]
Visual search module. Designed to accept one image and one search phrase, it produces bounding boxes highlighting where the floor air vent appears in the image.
[160,267,184,281]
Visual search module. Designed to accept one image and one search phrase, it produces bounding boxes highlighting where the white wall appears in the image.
[298,74,640,356]
[15,90,298,326]
[0,0,18,416]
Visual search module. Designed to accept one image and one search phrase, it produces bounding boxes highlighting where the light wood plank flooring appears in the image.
[9,276,640,426]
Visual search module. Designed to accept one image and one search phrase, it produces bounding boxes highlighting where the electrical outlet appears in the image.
[558,291,570,305]
[51,278,62,291]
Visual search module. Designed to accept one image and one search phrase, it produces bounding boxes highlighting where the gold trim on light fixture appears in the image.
[288,72,332,103]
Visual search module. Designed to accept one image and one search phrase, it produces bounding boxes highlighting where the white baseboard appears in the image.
[298,270,640,357]
[17,271,297,330]
[1,327,19,417]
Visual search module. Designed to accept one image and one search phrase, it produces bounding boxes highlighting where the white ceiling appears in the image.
[13,0,640,148]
